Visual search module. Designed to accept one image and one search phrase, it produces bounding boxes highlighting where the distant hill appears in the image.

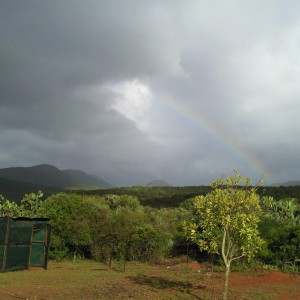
[273,180,300,187]
[146,180,172,187]
[0,177,60,202]
[63,169,113,187]
[0,164,76,187]
[0,164,113,188]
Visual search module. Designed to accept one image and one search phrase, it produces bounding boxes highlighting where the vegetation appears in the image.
[259,196,300,273]
[0,192,177,267]
[2,174,300,206]
[183,171,264,300]
[0,173,299,283]
[0,177,59,203]
[79,185,212,207]
[75,184,300,208]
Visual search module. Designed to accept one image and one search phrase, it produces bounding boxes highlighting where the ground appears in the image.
[0,259,299,299]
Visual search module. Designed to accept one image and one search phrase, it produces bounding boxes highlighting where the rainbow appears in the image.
[161,96,271,184]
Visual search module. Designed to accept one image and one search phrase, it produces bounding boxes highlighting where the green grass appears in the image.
[0,260,299,300]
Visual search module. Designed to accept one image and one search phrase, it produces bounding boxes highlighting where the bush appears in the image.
[259,197,300,273]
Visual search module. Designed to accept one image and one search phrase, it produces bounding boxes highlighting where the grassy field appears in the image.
[0,259,299,300]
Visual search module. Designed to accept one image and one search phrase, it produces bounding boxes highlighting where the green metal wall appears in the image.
[0,217,51,272]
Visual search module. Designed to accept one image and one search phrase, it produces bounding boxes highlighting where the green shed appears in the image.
[0,217,51,272]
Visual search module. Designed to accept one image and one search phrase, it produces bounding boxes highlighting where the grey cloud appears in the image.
[0,1,300,185]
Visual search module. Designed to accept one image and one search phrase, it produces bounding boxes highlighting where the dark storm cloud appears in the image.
[1,0,300,185]
[1,1,182,107]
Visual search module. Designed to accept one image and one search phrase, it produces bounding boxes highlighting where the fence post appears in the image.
[2,217,11,272]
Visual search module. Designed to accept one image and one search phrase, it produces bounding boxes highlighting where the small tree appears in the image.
[183,171,264,300]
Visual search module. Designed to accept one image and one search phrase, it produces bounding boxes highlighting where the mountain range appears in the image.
[0,164,113,188]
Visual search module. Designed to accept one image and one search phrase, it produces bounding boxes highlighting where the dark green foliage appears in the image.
[89,202,173,268]
[35,193,175,265]
[78,185,211,208]
[259,197,300,273]
[129,224,169,262]
[39,193,103,259]
[258,186,300,203]
[259,219,300,273]
[78,185,300,208]
[0,177,59,203]
[2,182,300,273]
[3,178,300,207]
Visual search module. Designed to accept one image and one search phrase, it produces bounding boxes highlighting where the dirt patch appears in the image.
[229,270,297,286]
[218,270,300,300]
[186,261,202,271]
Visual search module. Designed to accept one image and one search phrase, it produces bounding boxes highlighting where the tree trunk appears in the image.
[223,263,230,300]
[221,228,231,300]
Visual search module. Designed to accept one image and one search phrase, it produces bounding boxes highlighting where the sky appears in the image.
[1,0,300,186]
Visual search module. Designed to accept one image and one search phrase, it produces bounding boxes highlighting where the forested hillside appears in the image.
[2,179,300,207]
[0,164,112,190]
[77,185,300,207]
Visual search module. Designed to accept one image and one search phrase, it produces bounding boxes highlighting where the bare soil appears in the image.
[0,260,299,299]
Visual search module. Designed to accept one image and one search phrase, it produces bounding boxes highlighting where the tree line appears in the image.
[0,178,299,276]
